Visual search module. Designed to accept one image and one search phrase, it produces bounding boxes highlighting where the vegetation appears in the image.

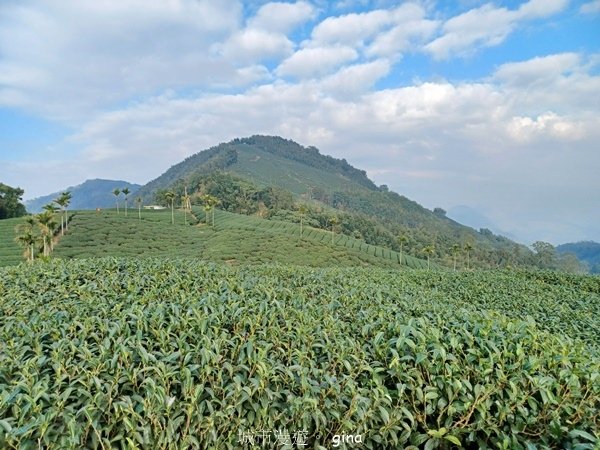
[34,209,427,269]
[557,241,600,274]
[0,182,26,219]
[122,187,131,217]
[113,188,121,213]
[532,241,589,273]
[0,259,598,449]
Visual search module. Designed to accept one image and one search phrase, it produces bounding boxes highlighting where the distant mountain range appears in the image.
[25,179,141,213]
[556,241,600,273]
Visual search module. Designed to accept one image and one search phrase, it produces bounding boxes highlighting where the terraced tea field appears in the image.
[0,259,598,449]
[4,209,428,269]
[0,217,25,267]
[194,208,428,269]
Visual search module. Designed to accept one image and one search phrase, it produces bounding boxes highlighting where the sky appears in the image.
[1,0,599,245]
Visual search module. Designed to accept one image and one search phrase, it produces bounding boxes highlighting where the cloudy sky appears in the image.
[1,0,599,245]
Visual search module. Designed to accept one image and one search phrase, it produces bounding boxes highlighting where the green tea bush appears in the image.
[0,259,598,449]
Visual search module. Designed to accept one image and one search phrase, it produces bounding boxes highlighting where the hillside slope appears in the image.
[136,135,533,269]
[25,179,141,213]
[48,209,428,269]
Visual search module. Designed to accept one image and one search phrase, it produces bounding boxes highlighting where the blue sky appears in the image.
[1,0,599,244]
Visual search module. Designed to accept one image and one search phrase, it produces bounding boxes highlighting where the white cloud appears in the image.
[310,8,394,46]
[216,1,316,64]
[217,28,294,63]
[0,0,243,119]
[248,1,316,33]
[506,112,585,142]
[366,17,438,58]
[493,53,581,85]
[318,59,391,97]
[517,0,569,18]
[580,0,600,13]
[309,3,438,59]
[276,46,359,78]
[425,0,568,59]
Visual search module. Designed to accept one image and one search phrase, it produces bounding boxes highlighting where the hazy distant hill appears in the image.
[136,135,534,269]
[25,179,141,213]
[556,241,600,273]
[447,205,519,242]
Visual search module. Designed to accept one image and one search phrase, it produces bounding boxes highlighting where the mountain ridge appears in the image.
[25,179,141,213]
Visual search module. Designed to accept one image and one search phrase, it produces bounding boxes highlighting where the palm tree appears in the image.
[61,191,72,231]
[135,196,142,220]
[422,245,435,270]
[397,234,409,265]
[42,204,59,253]
[14,216,39,262]
[113,188,121,213]
[464,241,474,270]
[201,194,219,228]
[202,204,211,226]
[182,193,191,225]
[122,188,130,217]
[329,216,340,244]
[36,210,56,256]
[298,204,307,237]
[165,191,175,224]
[451,243,461,271]
[54,192,70,235]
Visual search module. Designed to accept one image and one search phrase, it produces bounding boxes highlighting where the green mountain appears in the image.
[557,241,600,274]
[25,179,141,213]
[136,135,534,269]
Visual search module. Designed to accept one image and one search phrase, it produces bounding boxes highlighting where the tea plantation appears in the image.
[48,210,427,269]
[0,217,24,267]
[0,258,598,449]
